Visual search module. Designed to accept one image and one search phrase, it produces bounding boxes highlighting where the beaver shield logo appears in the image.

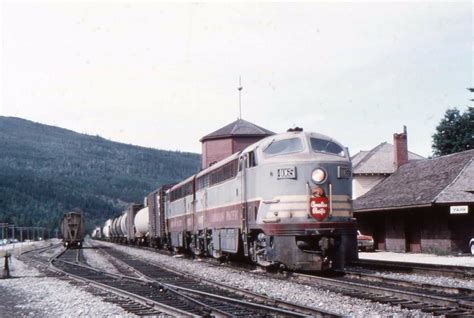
[309,197,329,221]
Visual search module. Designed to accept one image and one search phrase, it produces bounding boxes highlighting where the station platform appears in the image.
[359,251,474,267]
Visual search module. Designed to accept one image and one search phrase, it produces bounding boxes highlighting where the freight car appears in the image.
[60,212,85,248]
[102,128,358,271]
[108,204,143,244]
[146,184,174,248]
[91,227,102,239]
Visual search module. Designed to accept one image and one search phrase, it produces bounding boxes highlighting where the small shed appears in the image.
[354,150,474,254]
[200,119,274,169]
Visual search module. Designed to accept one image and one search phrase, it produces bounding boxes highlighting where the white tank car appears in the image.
[120,212,128,237]
[103,219,112,238]
[91,227,102,239]
[134,207,149,238]
[114,215,124,237]
[111,217,119,237]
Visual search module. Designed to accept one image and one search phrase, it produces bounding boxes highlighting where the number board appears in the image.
[277,167,296,179]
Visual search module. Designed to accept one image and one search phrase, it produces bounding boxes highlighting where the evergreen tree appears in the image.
[432,107,473,156]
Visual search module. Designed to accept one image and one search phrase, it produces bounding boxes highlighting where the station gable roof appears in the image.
[352,142,424,175]
[354,149,474,212]
[200,119,274,142]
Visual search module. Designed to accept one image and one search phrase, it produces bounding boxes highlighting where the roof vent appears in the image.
[287,127,303,132]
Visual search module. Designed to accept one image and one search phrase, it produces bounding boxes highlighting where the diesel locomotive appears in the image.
[102,129,358,271]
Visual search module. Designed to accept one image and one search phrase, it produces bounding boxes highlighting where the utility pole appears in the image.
[0,223,8,241]
[9,225,15,241]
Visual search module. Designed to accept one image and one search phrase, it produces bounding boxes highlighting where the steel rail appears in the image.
[18,243,202,316]
[51,250,202,317]
[290,272,474,315]
[94,241,342,318]
[343,269,474,297]
[52,257,241,318]
[350,259,474,279]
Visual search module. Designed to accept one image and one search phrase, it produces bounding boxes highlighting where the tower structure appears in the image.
[200,119,274,169]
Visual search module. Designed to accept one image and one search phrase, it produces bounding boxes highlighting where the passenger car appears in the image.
[470,238,474,256]
[357,230,374,252]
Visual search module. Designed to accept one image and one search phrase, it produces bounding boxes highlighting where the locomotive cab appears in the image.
[242,131,357,271]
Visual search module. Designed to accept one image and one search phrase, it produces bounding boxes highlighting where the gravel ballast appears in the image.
[0,242,134,317]
[95,240,428,317]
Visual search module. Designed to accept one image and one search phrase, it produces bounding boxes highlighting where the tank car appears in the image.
[125,204,144,244]
[166,129,357,271]
[91,227,102,239]
[134,207,149,245]
[60,212,85,248]
[102,219,112,240]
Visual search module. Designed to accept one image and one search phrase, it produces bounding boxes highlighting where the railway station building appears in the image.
[353,149,474,254]
[351,127,424,199]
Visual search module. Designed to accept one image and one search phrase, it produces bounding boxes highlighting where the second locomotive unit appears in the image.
[103,128,357,271]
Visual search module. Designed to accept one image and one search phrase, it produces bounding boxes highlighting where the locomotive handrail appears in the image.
[329,183,333,216]
[306,182,312,217]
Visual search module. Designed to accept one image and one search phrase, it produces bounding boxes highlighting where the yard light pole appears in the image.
[9,225,15,241]
[0,223,8,241]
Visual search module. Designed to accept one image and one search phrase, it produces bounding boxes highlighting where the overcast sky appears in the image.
[1,1,472,157]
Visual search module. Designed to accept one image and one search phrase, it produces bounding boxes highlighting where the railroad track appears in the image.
[16,241,64,273]
[91,239,474,316]
[20,244,207,316]
[281,271,474,316]
[91,241,341,317]
[349,259,474,279]
[150,244,474,316]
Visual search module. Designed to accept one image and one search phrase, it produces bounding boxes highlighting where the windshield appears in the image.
[310,138,345,157]
[263,137,304,156]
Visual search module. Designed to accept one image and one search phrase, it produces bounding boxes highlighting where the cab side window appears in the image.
[247,151,257,168]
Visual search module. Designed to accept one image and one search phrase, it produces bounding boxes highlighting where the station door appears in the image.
[405,212,421,253]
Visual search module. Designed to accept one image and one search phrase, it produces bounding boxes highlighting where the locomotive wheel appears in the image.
[250,240,271,267]
[212,248,223,259]
[190,234,203,257]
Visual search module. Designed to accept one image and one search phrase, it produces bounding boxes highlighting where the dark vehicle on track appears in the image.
[60,212,85,248]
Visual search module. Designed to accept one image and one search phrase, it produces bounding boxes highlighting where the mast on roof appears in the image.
[238,76,243,119]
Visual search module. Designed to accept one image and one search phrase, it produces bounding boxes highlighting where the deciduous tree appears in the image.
[432,107,473,156]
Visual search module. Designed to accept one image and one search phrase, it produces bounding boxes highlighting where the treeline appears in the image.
[0,116,201,232]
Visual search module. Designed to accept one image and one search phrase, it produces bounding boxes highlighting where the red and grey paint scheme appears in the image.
[102,130,357,271]
[165,130,357,271]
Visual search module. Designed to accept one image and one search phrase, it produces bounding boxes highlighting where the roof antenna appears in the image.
[238,76,243,119]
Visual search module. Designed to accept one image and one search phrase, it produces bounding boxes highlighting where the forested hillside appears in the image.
[0,116,201,232]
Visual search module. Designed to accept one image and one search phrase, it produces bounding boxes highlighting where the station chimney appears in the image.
[393,126,408,169]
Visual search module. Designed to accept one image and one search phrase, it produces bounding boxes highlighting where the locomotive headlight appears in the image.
[312,168,327,184]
